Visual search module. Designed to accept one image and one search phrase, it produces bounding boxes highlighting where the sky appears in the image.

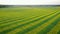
[0,0,60,5]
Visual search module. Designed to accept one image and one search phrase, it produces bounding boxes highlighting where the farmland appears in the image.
[0,7,60,34]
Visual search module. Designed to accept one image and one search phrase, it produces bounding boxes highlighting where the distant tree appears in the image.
[0,5,9,8]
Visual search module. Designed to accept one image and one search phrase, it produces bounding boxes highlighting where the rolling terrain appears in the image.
[0,7,60,34]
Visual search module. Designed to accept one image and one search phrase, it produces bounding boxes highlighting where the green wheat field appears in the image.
[0,7,60,34]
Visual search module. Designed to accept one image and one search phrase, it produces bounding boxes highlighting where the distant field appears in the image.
[0,7,60,34]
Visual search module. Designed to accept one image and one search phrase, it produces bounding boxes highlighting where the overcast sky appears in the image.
[0,0,60,5]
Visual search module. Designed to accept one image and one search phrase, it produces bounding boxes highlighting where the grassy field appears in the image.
[0,7,60,34]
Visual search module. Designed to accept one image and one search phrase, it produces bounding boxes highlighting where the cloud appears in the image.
[0,0,60,5]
